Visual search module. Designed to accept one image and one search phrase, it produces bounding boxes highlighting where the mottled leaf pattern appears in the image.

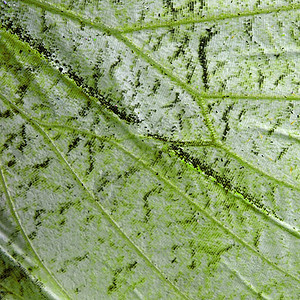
[0,0,299,299]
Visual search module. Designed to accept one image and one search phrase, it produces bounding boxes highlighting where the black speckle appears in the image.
[7,159,16,167]
[0,110,13,118]
[187,260,196,269]
[59,218,66,226]
[276,146,289,161]
[0,267,14,281]
[127,261,137,271]
[59,201,73,215]
[67,136,81,153]
[33,158,51,169]
[17,124,27,152]
[28,231,37,240]
[107,268,122,294]
[198,26,217,90]
[143,189,153,223]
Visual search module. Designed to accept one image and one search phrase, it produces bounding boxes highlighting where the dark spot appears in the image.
[221,104,234,141]
[67,136,81,153]
[85,138,95,175]
[0,110,13,118]
[33,158,51,169]
[59,201,73,215]
[127,261,137,271]
[187,260,196,269]
[238,109,246,121]
[16,83,30,103]
[59,219,66,226]
[33,209,46,221]
[0,267,14,281]
[170,34,189,62]
[57,268,66,273]
[108,56,122,78]
[151,78,161,94]
[85,214,95,223]
[244,18,253,41]
[171,244,179,251]
[152,35,163,51]
[74,253,88,262]
[107,268,122,294]
[143,190,153,223]
[198,26,217,90]
[28,231,37,240]
[17,124,27,152]
[163,0,178,19]
[258,70,264,89]
[7,159,16,167]
[276,146,289,161]
[274,74,285,87]
[254,231,260,248]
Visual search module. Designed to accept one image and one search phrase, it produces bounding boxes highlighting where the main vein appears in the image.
[2,93,299,284]
[2,28,299,237]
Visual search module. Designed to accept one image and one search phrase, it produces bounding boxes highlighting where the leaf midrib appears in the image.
[6,1,300,191]
[2,22,299,235]
[2,25,299,235]
[19,118,299,239]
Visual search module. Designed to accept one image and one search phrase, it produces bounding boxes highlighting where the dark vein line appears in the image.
[141,134,215,147]
[140,128,300,237]
[31,120,300,238]
[7,97,296,282]
[0,161,71,300]
[223,188,300,239]
[36,118,300,283]
[107,140,300,283]
[168,145,300,238]
[200,93,300,102]
[0,93,191,300]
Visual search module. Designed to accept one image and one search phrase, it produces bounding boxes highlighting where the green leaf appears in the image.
[0,0,299,299]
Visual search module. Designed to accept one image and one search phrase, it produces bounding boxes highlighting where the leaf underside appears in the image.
[0,0,299,299]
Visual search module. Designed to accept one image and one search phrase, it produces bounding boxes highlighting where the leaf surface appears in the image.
[0,0,299,299]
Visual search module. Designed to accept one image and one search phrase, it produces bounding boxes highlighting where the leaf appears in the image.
[0,0,299,299]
